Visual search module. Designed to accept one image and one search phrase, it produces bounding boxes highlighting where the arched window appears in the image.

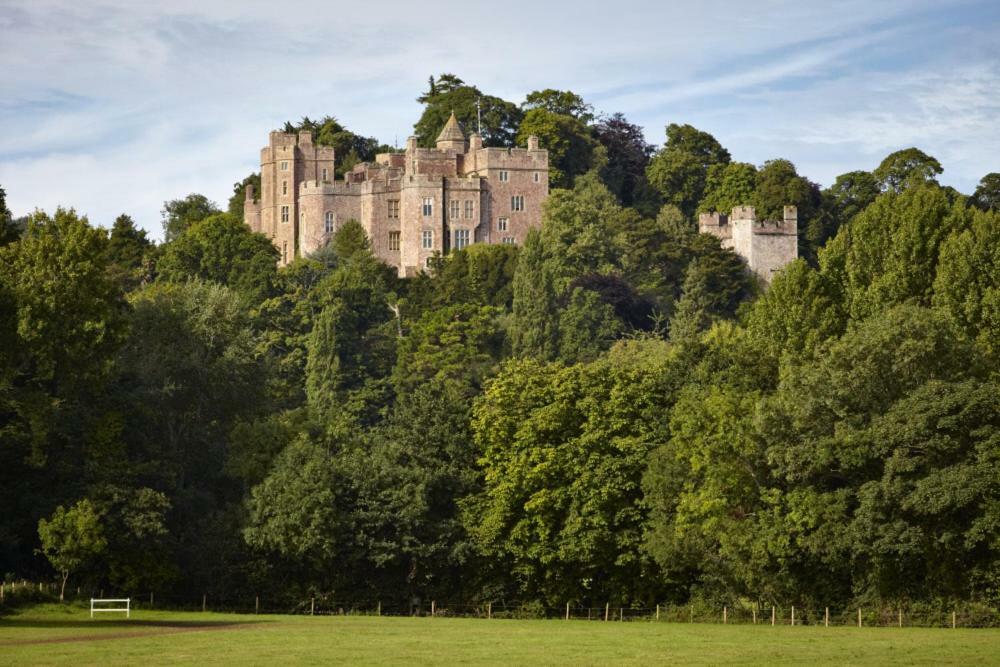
[325,211,334,234]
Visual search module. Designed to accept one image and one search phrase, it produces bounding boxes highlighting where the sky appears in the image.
[1,0,998,239]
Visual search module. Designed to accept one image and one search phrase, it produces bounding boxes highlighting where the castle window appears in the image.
[511,195,524,211]
[280,161,289,171]
[534,172,541,183]
[449,199,459,220]
[387,200,400,219]
[325,211,334,233]
[280,205,289,223]
[422,197,433,216]
[282,241,288,262]
[422,230,433,249]
[502,236,515,245]
[322,168,328,181]
[498,217,508,232]
[389,231,401,251]
[499,170,509,183]
[464,200,474,219]
[282,180,288,195]
[454,229,470,250]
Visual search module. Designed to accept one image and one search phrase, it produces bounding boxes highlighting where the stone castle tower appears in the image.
[244,112,549,276]
[698,206,798,284]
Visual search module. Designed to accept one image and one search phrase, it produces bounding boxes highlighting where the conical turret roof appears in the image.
[436,111,466,144]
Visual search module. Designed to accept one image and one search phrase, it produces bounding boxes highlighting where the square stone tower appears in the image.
[699,206,798,285]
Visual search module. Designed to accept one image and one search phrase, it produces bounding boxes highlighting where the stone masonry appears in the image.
[244,113,549,276]
[698,206,798,285]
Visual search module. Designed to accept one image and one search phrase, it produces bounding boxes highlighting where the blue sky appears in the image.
[1,0,998,239]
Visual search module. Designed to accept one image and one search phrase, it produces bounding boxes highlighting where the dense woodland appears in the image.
[2,74,999,612]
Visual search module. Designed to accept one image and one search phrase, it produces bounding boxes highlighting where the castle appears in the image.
[243,112,549,275]
[698,206,798,284]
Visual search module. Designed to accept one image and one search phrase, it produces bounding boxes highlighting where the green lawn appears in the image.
[2,604,999,665]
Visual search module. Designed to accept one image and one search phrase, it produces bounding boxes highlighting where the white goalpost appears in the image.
[90,598,131,619]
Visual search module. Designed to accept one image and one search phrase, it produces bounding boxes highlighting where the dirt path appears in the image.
[0,621,263,647]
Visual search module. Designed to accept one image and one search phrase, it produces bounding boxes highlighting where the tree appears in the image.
[970,173,1000,212]
[244,437,351,577]
[156,213,278,303]
[304,240,396,433]
[467,341,676,605]
[820,184,965,321]
[38,500,107,601]
[0,184,18,246]
[414,74,522,148]
[592,113,656,208]
[516,108,597,188]
[873,148,943,193]
[807,170,880,262]
[646,124,731,217]
[105,214,153,291]
[522,89,594,122]
[698,162,757,214]
[754,159,820,223]
[161,194,220,242]
[932,206,1000,363]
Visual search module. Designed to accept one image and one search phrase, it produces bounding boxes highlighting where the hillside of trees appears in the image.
[2,74,999,612]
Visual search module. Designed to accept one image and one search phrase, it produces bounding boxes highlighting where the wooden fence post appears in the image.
[377,601,381,617]
[771,606,775,626]
[857,608,861,628]
[825,607,829,627]
[255,596,260,615]
[723,606,727,624]
[202,594,206,613]
[752,608,757,624]
[565,602,570,620]
[656,604,660,621]
[898,609,902,628]
[431,600,436,617]
[690,605,694,623]
[952,611,956,629]
[311,597,315,616]
[604,603,609,622]
[791,606,795,626]
[620,608,623,622]
[487,602,492,619]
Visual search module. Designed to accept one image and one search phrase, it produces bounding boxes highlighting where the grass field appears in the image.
[3,604,1000,665]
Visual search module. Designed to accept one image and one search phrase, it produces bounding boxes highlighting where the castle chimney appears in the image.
[406,136,418,153]
[783,205,798,224]
[245,184,255,201]
[469,133,483,151]
[298,130,313,145]
[527,135,540,151]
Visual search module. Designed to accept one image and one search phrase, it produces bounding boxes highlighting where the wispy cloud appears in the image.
[0,0,997,237]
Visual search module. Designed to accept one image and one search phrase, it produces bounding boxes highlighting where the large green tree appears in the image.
[156,213,278,302]
[413,74,522,148]
[161,194,220,242]
[646,124,731,218]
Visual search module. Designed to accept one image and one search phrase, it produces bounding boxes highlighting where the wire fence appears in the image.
[3,580,998,628]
